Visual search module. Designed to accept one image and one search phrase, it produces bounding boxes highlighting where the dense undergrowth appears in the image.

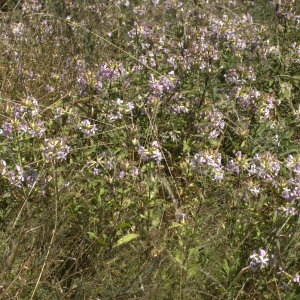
[0,0,300,299]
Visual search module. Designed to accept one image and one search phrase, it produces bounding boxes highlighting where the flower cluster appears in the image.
[192,150,283,189]
[226,151,249,175]
[149,71,177,95]
[228,86,261,112]
[225,80,281,123]
[248,152,281,184]
[108,98,135,121]
[19,120,46,138]
[4,164,38,188]
[10,22,25,37]
[281,155,300,204]
[247,180,261,197]
[128,23,155,40]
[85,154,139,180]
[286,155,300,177]
[249,249,270,271]
[208,13,261,55]
[96,61,126,90]
[224,65,256,85]
[21,0,42,13]
[75,119,97,137]
[258,94,281,121]
[42,138,70,162]
[85,153,115,176]
[0,96,46,139]
[226,151,282,197]
[197,109,225,139]
[137,141,163,164]
[191,151,224,181]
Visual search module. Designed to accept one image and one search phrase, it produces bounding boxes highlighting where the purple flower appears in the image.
[97,64,114,80]
[7,165,25,187]
[137,142,163,164]
[22,0,42,13]
[170,105,189,114]
[95,80,103,90]
[0,160,7,175]
[226,159,240,174]
[248,152,280,183]
[149,71,177,95]
[137,146,149,161]
[281,179,300,202]
[149,74,164,94]
[23,96,39,117]
[118,171,126,179]
[126,102,134,112]
[17,121,28,135]
[92,168,100,176]
[286,155,300,177]
[42,138,70,162]
[54,108,64,120]
[151,141,160,148]
[249,249,270,271]
[247,181,261,197]
[226,151,249,175]
[130,168,139,177]
[151,148,162,164]
[75,119,97,137]
[13,104,26,119]
[293,274,300,285]
[191,151,224,181]
[224,66,256,85]
[1,122,13,138]
[197,109,225,139]
[281,206,297,216]
[11,23,24,36]
[96,62,125,82]
[27,120,46,137]
[108,112,123,121]
[23,167,38,187]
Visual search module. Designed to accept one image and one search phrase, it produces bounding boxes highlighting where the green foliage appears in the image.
[0,0,299,299]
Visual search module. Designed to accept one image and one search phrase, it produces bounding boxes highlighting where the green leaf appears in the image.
[280,148,299,156]
[168,223,183,229]
[174,255,183,266]
[183,139,191,153]
[84,145,96,156]
[222,259,230,278]
[116,222,131,229]
[187,264,198,279]
[87,232,108,246]
[114,233,139,247]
